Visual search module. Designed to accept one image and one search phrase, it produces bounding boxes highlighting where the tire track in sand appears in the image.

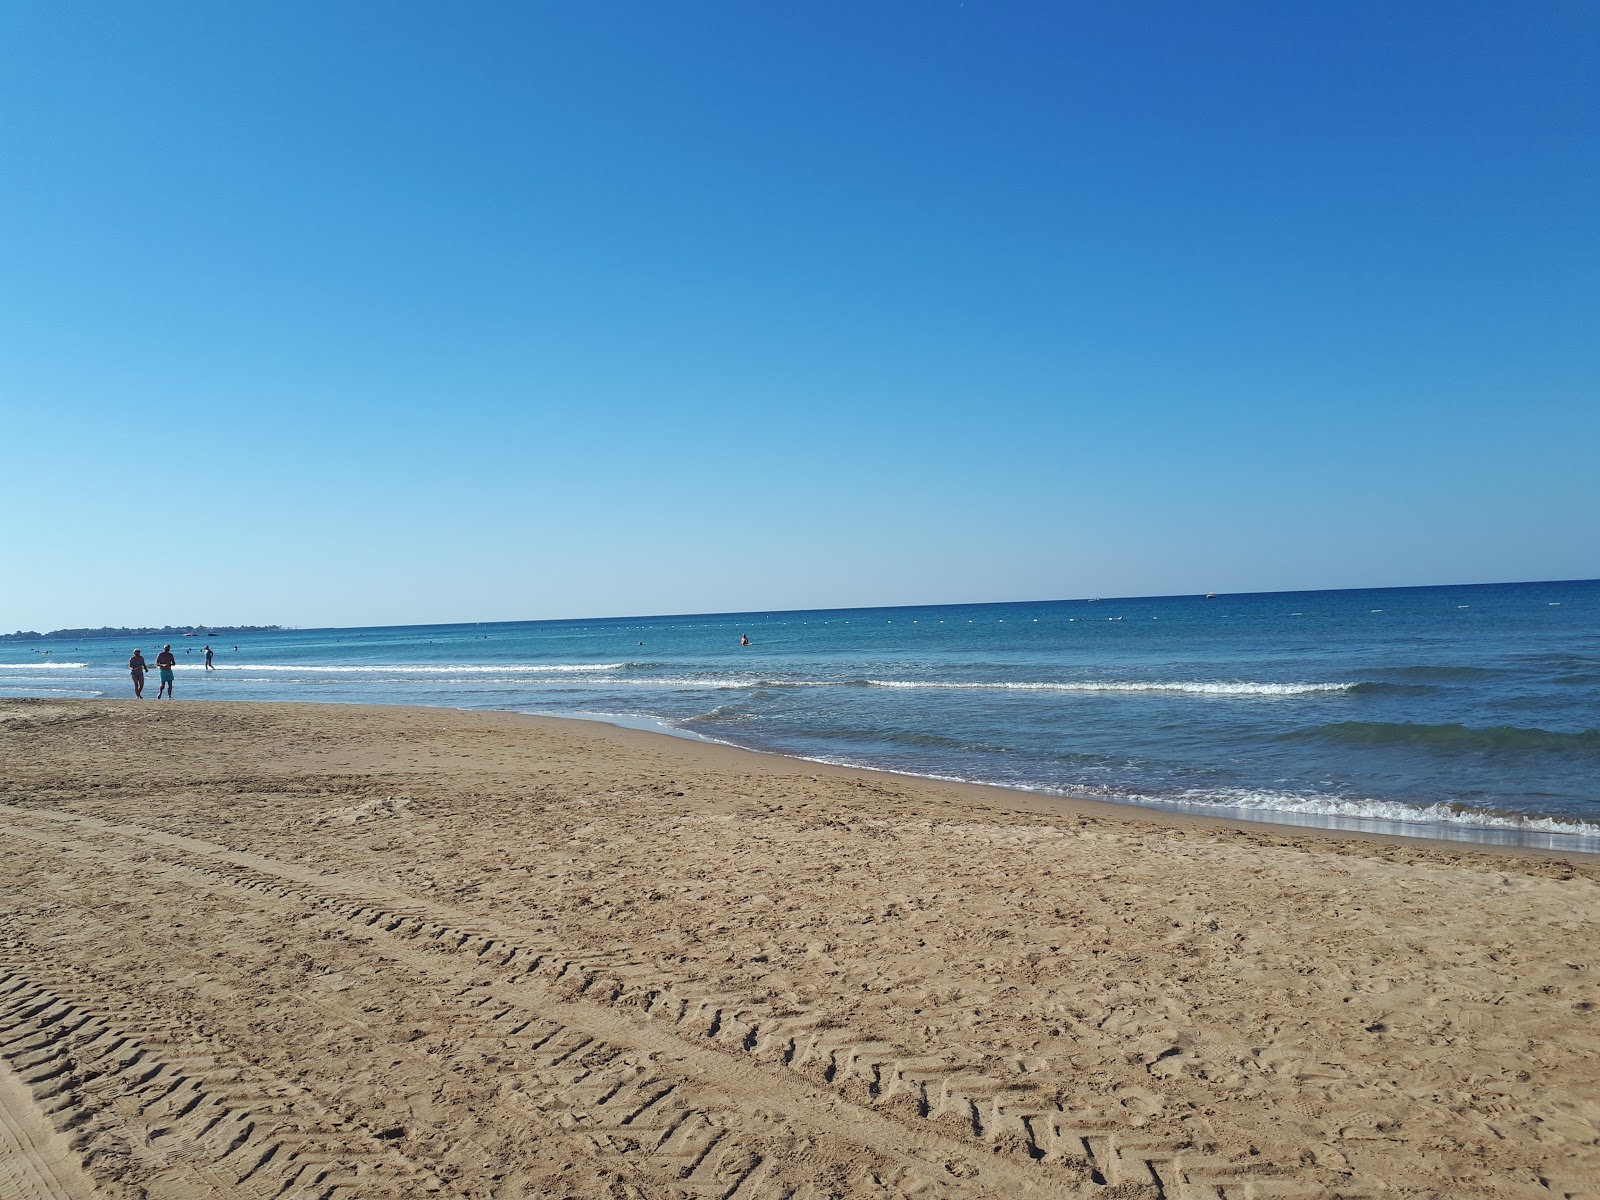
[0,811,981,1198]
[0,1018,97,1200]
[0,968,450,1199]
[0,802,1357,1199]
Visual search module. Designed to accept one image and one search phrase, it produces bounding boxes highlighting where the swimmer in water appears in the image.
[740,634,750,646]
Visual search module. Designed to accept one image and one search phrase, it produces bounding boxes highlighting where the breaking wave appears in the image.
[864,679,1356,696]
[204,663,626,674]
[468,675,1359,696]
[1163,788,1600,839]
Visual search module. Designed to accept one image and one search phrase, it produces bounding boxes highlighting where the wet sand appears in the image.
[2,698,1596,1199]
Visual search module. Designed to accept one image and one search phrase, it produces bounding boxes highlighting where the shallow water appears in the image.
[5,579,1597,849]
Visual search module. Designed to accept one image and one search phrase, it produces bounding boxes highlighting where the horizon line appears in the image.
[9,576,1595,640]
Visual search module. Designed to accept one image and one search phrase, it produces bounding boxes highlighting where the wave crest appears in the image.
[1168,788,1600,838]
[207,663,625,674]
[866,679,1355,696]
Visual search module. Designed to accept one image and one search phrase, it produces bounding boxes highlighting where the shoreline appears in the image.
[507,706,1600,863]
[13,691,1594,861]
[46,691,1597,857]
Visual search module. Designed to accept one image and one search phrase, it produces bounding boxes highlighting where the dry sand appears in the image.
[1,698,1596,1200]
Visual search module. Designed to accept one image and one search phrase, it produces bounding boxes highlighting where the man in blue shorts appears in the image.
[155,644,177,699]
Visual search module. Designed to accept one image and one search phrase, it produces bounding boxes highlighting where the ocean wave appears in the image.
[202,662,626,674]
[1287,721,1600,753]
[1374,665,1506,681]
[450,674,1357,696]
[1345,681,1437,696]
[579,677,837,690]
[100,662,1362,697]
[683,702,756,723]
[564,676,1353,696]
[864,679,1356,696]
[770,724,1009,752]
[1521,653,1600,670]
[0,662,91,669]
[1166,788,1600,839]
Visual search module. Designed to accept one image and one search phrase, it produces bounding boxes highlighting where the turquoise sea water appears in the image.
[5,579,1598,850]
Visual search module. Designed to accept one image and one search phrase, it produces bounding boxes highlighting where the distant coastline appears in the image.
[0,625,285,642]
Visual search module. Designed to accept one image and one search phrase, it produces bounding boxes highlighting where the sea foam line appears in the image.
[0,663,1362,696]
[438,675,1355,695]
[264,674,1349,695]
[865,679,1356,696]
[1167,788,1600,839]
[770,754,1600,842]
[203,662,626,674]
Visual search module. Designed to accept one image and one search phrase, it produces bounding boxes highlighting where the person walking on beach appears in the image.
[128,649,148,698]
[204,644,215,670]
[155,644,177,699]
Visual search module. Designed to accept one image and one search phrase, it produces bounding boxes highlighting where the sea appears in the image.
[5,579,1598,851]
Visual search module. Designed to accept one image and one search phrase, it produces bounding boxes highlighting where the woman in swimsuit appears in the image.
[129,649,148,698]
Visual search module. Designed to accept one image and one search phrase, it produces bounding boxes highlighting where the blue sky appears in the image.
[3,1,1596,630]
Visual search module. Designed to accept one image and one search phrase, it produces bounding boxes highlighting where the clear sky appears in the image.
[3,2,1596,631]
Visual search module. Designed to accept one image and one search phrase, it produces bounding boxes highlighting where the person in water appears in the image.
[128,649,149,698]
[740,634,750,646]
[155,644,177,699]
[203,644,215,670]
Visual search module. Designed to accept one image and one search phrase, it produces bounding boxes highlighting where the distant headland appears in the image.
[1,625,285,642]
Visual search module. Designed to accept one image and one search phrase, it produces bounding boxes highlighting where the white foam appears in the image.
[200,662,625,674]
[1167,788,1600,839]
[629,740,1600,844]
[864,680,1355,696]
[509,708,732,745]
[768,759,1600,844]
[510,676,834,690]
[0,662,91,669]
[578,677,826,690]
[199,670,1352,697]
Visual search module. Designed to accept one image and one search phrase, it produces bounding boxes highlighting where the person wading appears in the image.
[155,644,177,699]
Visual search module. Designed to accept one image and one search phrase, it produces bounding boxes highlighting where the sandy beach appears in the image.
[1,698,1596,1199]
